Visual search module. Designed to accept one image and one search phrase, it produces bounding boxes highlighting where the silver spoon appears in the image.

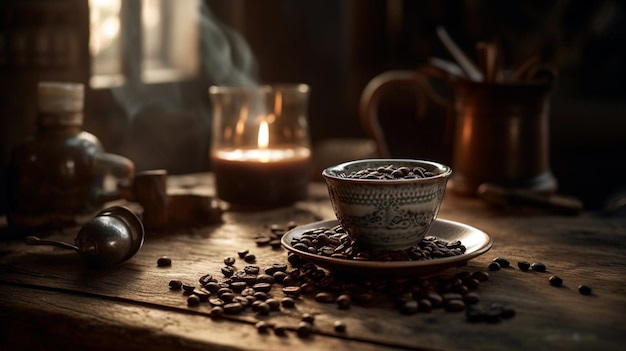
[25,206,145,267]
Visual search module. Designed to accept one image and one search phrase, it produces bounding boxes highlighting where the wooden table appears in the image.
[1,173,625,351]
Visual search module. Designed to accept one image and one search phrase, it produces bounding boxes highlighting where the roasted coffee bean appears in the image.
[221,266,235,277]
[493,257,510,268]
[187,294,200,306]
[273,271,288,283]
[234,295,250,307]
[269,240,282,249]
[255,321,271,333]
[549,275,563,287]
[315,292,336,303]
[334,320,347,333]
[418,299,432,312]
[265,298,280,311]
[517,261,531,271]
[169,279,183,290]
[463,292,480,305]
[281,297,296,308]
[223,302,244,314]
[488,262,501,271]
[203,281,220,293]
[282,285,302,297]
[198,274,215,286]
[255,236,272,246]
[194,290,210,302]
[301,313,315,323]
[255,302,271,315]
[531,262,547,272]
[244,265,260,275]
[209,306,224,319]
[463,278,480,290]
[244,253,256,263]
[253,282,272,293]
[336,294,351,309]
[426,292,444,307]
[182,283,195,293]
[274,324,288,336]
[445,299,466,312]
[256,274,275,284]
[208,297,225,307]
[297,321,314,338]
[230,281,248,292]
[220,292,235,303]
[217,287,233,296]
[400,300,419,315]
[472,271,490,282]
[223,256,236,266]
[578,284,592,295]
[237,249,249,258]
[254,291,269,301]
[157,256,172,267]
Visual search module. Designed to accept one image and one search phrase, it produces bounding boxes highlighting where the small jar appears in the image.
[6,82,135,228]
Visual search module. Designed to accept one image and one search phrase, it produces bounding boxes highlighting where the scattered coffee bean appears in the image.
[223,256,236,266]
[255,321,271,333]
[157,256,172,267]
[168,279,183,290]
[472,271,490,282]
[334,320,347,333]
[336,294,351,309]
[531,262,547,272]
[500,305,516,319]
[281,297,296,308]
[244,253,256,263]
[274,324,288,336]
[301,313,315,323]
[237,249,249,258]
[488,262,501,271]
[223,302,244,314]
[493,257,510,268]
[187,294,200,306]
[578,284,592,295]
[255,302,271,315]
[400,300,419,315]
[282,286,302,297]
[445,299,466,312]
[221,266,235,277]
[549,275,563,287]
[194,290,210,302]
[255,236,272,246]
[315,291,336,303]
[517,261,531,271]
[182,283,195,293]
[209,306,224,319]
[297,321,314,338]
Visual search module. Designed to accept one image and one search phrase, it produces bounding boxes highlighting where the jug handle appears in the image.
[94,153,135,203]
[359,70,453,158]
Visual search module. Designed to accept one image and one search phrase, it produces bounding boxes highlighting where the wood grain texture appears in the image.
[1,174,625,351]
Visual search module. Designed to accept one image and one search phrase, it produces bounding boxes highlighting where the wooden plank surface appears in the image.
[1,174,625,351]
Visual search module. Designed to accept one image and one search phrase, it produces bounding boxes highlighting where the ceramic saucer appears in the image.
[281,218,492,278]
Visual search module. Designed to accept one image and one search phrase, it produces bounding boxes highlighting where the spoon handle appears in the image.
[436,26,483,82]
[25,236,81,253]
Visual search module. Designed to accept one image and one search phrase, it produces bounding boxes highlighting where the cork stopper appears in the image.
[37,82,84,126]
[38,82,84,113]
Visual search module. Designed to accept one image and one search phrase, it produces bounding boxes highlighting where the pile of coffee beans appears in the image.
[342,165,436,180]
[290,224,466,261]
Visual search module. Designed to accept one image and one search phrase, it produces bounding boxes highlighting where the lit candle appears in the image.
[211,127,311,207]
[209,84,312,207]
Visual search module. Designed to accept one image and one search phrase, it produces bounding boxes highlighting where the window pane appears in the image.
[89,0,124,88]
[142,0,198,83]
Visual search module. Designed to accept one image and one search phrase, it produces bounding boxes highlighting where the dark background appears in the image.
[1,0,625,213]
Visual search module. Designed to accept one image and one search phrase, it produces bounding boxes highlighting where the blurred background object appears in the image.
[1,0,625,214]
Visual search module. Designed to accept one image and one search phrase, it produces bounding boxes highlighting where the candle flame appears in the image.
[258,120,269,149]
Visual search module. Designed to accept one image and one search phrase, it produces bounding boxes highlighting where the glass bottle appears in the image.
[6,82,135,228]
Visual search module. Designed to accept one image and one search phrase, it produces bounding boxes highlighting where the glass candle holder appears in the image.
[209,84,312,207]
